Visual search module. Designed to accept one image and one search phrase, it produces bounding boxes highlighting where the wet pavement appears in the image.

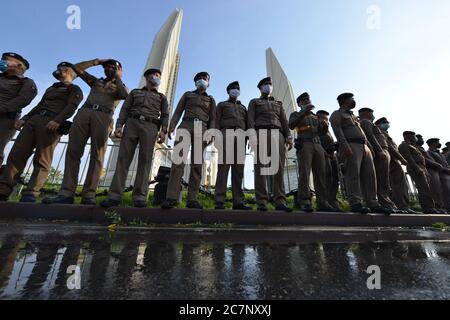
[0,222,450,300]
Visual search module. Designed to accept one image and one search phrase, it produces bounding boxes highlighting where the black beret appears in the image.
[226,81,240,92]
[337,93,354,103]
[2,52,30,70]
[296,92,310,103]
[374,117,388,125]
[102,59,122,68]
[316,110,330,116]
[194,72,210,82]
[416,134,423,138]
[57,62,74,69]
[257,77,272,89]
[403,131,416,136]
[358,107,374,113]
[144,68,161,77]
[446,142,450,146]
[426,138,440,145]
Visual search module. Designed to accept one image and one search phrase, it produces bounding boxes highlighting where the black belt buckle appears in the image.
[92,104,100,111]
[138,115,147,121]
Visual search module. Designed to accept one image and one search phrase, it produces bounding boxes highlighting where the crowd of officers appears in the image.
[1,51,450,215]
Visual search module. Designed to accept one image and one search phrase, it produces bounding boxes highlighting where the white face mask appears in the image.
[229,89,240,99]
[150,75,161,87]
[260,84,273,95]
[196,79,209,90]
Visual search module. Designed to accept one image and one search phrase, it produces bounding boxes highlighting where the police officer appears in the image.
[289,93,333,212]
[161,72,216,209]
[398,131,438,214]
[330,93,389,215]
[0,62,83,202]
[445,142,450,164]
[100,68,169,208]
[359,108,398,213]
[0,52,37,165]
[374,117,417,214]
[43,58,128,205]
[214,81,251,210]
[426,138,450,213]
[415,134,447,213]
[316,110,342,212]
[247,77,293,212]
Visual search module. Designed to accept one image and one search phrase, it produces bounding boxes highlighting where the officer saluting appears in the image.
[43,58,128,205]
[214,81,251,210]
[289,92,334,212]
[162,72,216,209]
[0,62,83,202]
[0,52,37,165]
[101,68,169,208]
[248,77,293,212]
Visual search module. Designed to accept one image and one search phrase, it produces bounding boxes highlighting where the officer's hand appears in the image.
[344,147,353,159]
[114,127,123,138]
[157,131,166,144]
[46,121,60,131]
[14,119,25,130]
[286,137,294,151]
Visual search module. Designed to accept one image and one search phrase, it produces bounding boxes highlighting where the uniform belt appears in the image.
[255,125,281,130]
[298,136,321,144]
[183,117,207,122]
[347,138,366,144]
[84,104,113,115]
[39,109,59,118]
[222,126,244,130]
[131,114,160,125]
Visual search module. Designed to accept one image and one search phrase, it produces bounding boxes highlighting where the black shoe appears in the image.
[215,202,225,210]
[300,203,314,213]
[276,204,293,213]
[161,199,178,209]
[186,200,203,209]
[100,199,120,208]
[316,204,336,212]
[370,206,393,216]
[134,200,147,208]
[42,195,74,204]
[351,203,371,214]
[81,198,96,205]
[20,195,36,203]
[233,203,252,211]
[257,204,268,212]
[0,194,8,202]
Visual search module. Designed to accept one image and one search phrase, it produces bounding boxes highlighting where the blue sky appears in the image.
[3,0,450,187]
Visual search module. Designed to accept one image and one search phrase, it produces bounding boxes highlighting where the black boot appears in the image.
[233,203,252,211]
[42,195,74,205]
[215,202,225,210]
[134,200,147,208]
[351,203,371,214]
[81,198,96,205]
[100,199,120,208]
[161,199,178,209]
[186,200,203,209]
[257,204,268,212]
[276,204,293,213]
[300,203,314,213]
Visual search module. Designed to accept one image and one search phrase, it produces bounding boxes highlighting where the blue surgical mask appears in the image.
[196,79,209,90]
[151,75,161,87]
[0,60,8,72]
[229,89,240,99]
[260,84,273,95]
[380,123,390,131]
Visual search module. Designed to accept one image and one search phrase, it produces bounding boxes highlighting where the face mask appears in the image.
[150,75,161,87]
[380,123,390,131]
[260,84,273,95]
[196,79,209,90]
[229,89,240,99]
[0,60,8,72]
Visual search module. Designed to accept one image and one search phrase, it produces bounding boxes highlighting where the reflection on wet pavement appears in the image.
[1,224,450,299]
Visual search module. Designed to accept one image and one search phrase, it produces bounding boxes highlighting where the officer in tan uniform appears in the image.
[415,134,447,213]
[100,68,169,208]
[0,62,83,202]
[0,52,37,164]
[289,93,334,212]
[330,93,390,215]
[214,81,251,211]
[398,131,438,214]
[374,117,417,214]
[426,138,450,213]
[43,59,128,205]
[316,110,342,212]
[247,77,293,212]
[162,72,216,209]
[359,108,398,213]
